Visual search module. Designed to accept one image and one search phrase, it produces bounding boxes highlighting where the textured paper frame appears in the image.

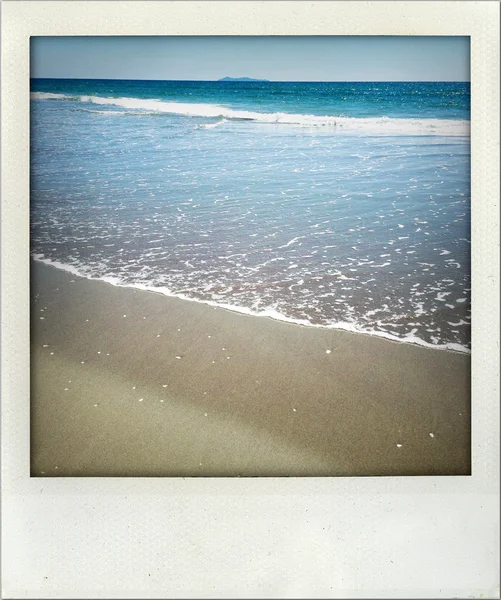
[1,2,499,598]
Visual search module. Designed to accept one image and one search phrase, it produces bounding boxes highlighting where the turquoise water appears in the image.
[30,79,471,351]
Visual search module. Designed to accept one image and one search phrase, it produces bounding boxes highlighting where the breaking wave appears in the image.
[31,92,470,136]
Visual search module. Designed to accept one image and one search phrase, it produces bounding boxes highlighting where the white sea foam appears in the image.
[199,118,227,129]
[31,92,470,136]
[32,255,470,354]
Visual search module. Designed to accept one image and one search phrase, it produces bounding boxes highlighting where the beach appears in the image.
[31,260,471,477]
[29,59,471,481]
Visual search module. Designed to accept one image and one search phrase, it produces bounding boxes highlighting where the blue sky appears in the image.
[31,36,470,81]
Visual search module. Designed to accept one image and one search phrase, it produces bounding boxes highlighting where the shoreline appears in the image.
[31,260,471,477]
[31,256,470,356]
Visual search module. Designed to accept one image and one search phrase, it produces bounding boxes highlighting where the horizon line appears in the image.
[30,77,471,83]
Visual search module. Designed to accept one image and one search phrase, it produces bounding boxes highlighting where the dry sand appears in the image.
[30,260,471,477]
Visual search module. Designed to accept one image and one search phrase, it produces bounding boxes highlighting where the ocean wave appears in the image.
[31,254,470,354]
[30,92,470,136]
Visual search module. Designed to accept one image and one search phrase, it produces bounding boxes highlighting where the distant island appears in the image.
[218,77,270,82]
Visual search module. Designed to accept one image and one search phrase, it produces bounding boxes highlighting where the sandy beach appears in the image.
[30,260,471,477]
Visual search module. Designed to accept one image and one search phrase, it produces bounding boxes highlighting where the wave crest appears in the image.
[31,92,470,136]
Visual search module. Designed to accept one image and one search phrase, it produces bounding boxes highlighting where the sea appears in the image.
[30,79,471,353]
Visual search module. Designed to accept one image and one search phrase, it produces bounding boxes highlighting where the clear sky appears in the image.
[31,36,470,82]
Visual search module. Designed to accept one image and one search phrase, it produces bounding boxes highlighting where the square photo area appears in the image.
[30,36,471,477]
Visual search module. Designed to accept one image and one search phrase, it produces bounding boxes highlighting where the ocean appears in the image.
[30,79,471,352]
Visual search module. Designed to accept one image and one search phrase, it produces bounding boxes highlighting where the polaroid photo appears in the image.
[1,2,499,598]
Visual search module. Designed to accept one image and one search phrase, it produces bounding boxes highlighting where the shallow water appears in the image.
[30,79,471,351]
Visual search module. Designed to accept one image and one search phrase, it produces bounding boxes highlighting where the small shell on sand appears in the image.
[43,344,49,347]
[50,352,54,355]
[162,385,168,388]
[396,443,402,448]
[138,398,144,402]
[64,388,68,391]
[429,433,435,438]
[175,356,182,359]
[293,408,297,412]
[326,349,332,354]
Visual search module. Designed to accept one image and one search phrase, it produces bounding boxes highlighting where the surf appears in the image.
[31,254,470,354]
[30,92,470,136]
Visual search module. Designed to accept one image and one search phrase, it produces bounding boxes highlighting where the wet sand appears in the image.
[30,260,471,477]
